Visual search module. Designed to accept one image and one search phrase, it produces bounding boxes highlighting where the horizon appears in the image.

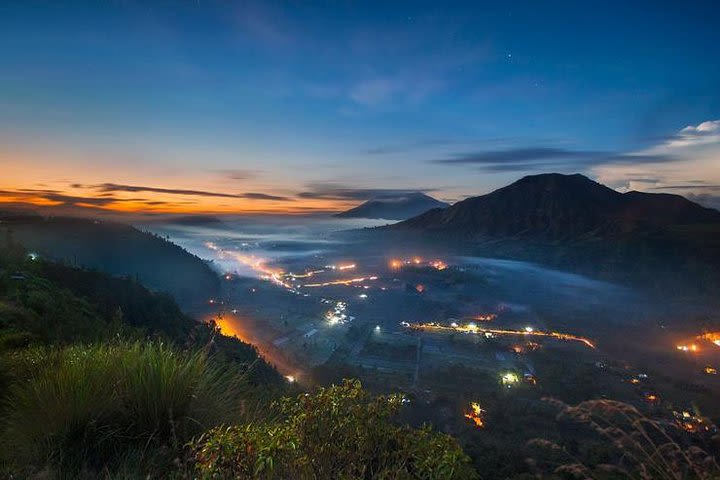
[1,1,719,215]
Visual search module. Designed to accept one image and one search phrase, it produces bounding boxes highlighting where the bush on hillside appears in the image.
[191,379,477,479]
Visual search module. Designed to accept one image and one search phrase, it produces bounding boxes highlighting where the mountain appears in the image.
[335,192,449,220]
[393,173,720,238]
[385,174,720,294]
[0,214,220,307]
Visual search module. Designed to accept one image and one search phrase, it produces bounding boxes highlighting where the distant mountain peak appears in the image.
[335,192,449,220]
[391,173,720,238]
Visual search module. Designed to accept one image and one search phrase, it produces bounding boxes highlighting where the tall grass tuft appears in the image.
[528,398,720,479]
[0,341,246,476]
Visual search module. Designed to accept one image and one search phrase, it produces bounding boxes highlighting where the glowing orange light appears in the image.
[464,402,485,428]
[406,322,596,349]
[303,276,378,288]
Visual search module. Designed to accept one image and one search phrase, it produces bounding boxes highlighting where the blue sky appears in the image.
[1,0,719,213]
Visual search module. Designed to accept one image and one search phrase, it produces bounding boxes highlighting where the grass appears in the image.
[0,341,250,477]
[529,398,720,479]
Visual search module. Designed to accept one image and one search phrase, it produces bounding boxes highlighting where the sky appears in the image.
[1,0,719,214]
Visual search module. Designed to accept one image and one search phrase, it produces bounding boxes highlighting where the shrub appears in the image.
[0,341,245,476]
[191,379,477,479]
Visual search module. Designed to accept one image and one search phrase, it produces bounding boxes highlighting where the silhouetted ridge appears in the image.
[335,192,449,220]
[394,173,720,239]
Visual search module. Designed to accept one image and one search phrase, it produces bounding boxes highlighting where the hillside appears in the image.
[0,241,276,379]
[0,242,474,479]
[335,192,449,220]
[0,214,220,307]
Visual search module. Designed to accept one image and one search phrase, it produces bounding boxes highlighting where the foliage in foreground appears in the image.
[191,379,478,479]
[0,342,248,476]
[528,398,720,479]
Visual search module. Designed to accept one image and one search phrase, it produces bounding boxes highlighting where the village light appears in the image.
[501,372,519,386]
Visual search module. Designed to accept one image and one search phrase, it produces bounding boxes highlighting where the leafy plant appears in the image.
[191,379,477,479]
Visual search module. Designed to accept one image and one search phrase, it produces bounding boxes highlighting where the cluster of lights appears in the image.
[389,257,448,271]
[325,301,352,326]
[464,402,485,428]
[324,263,356,271]
[207,242,382,296]
[406,322,596,349]
[287,269,325,279]
[675,332,720,353]
[697,332,720,348]
[501,372,520,387]
[303,276,378,288]
[204,242,295,291]
[672,410,713,434]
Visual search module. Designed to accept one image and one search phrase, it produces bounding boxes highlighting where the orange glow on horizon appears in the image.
[0,160,359,215]
[0,190,349,215]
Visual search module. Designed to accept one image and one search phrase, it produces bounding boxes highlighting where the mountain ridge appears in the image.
[335,192,449,220]
[391,173,720,238]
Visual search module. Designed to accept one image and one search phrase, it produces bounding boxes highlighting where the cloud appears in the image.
[216,169,260,181]
[592,119,720,211]
[93,183,292,201]
[297,183,436,201]
[0,188,180,209]
[649,184,720,190]
[670,120,720,147]
[431,147,672,172]
[241,192,292,201]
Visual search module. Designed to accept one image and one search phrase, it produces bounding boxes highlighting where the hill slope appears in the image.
[0,214,220,307]
[335,192,449,220]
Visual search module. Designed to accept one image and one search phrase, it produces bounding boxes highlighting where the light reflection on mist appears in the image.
[142,216,388,279]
